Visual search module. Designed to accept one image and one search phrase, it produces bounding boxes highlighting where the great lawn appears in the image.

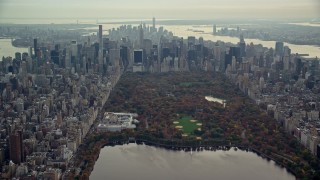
[174,116,202,135]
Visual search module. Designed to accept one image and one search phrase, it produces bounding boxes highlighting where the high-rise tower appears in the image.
[213,24,217,35]
[98,25,104,65]
[9,130,24,164]
[139,24,144,49]
[99,25,102,47]
[239,34,246,58]
[34,38,38,58]
[152,17,156,29]
[275,41,284,57]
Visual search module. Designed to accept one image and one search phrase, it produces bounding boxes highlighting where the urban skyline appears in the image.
[0,1,320,179]
[0,0,319,20]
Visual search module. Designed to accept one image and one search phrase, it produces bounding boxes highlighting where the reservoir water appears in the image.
[90,143,295,180]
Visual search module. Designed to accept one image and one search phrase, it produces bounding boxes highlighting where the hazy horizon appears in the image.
[0,0,319,20]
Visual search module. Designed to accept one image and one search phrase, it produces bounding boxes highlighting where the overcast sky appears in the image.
[0,0,319,20]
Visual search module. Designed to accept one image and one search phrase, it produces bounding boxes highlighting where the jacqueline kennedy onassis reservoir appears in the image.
[90,143,295,180]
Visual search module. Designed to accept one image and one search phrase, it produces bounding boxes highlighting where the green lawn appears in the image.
[175,116,200,135]
[179,82,193,87]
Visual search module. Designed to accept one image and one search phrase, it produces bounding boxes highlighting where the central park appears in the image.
[71,72,320,179]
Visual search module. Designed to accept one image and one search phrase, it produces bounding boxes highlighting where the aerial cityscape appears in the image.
[0,0,320,179]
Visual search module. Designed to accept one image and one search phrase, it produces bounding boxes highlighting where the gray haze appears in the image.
[0,0,319,20]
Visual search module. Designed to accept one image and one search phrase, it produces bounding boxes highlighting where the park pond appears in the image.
[205,96,226,107]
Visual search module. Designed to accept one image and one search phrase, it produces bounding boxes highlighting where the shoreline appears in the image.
[213,33,320,47]
[90,137,297,178]
[2,22,320,52]
[70,128,298,179]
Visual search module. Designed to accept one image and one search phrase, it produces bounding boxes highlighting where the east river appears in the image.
[90,143,295,180]
[0,38,28,58]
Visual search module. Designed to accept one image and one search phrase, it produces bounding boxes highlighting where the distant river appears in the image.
[162,25,320,58]
[286,22,320,27]
[95,23,320,58]
[0,39,28,58]
[1,19,319,58]
[90,143,295,180]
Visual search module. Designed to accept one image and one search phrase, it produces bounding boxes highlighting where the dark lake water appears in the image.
[90,143,295,180]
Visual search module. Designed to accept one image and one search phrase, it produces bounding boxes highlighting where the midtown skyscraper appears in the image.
[153,17,156,29]
[98,25,104,66]
[275,41,284,56]
[213,24,217,35]
[239,34,246,58]
[139,24,144,49]
[9,130,24,164]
